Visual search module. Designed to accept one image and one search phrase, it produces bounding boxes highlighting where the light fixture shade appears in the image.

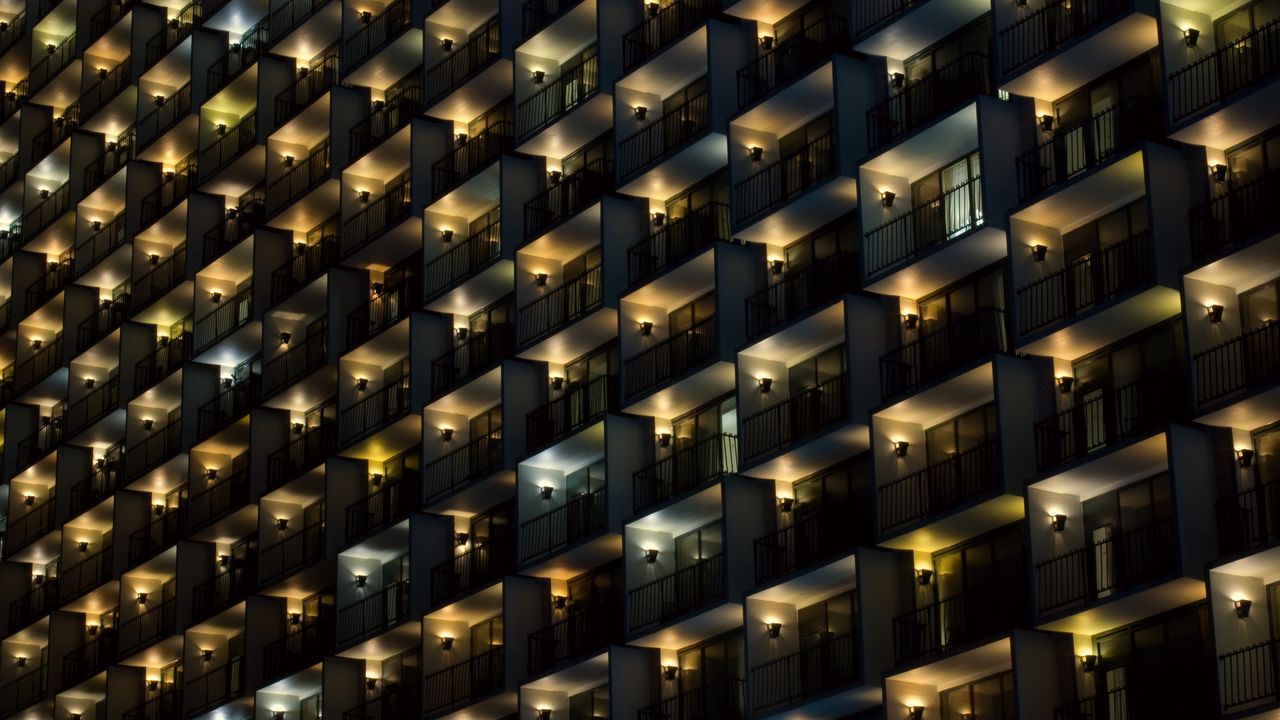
[538,710,553,720]
[1057,376,1075,395]
[1211,163,1229,183]
[1039,115,1055,133]
[441,228,454,242]
[441,635,455,650]
[1079,654,1098,672]
[769,259,785,275]
[456,327,469,340]
[279,331,292,345]
[662,665,679,680]
[1031,244,1048,262]
[137,592,148,604]
[355,574,367,587]
[532,69,546,84]
[540,485,555,500]
[210,290,223,303]
[535,272,549,286]
[778,497,795,513]
[1051,514,1068,532]
[645,548,660,564]
[640,321,654,336]
[657,432,672,448]
[356,377,370,391]
[550,376,565,391]
[766,622,781,638]
[758,377,773,393]
[552,594,567,609]
[748,146,764,162]
[881,190,895,208]
[206,467,218,480]
[273,712,286,720]
[365,677,377,690]
[907,707,924,720]
[282,154,295,167]
[902,313,919,330]
[1183,27,1200,47]
[441,427,455,442]
[890,72,905,89]
[442,37,454,51]
[916,568,933,586]
[1238,448,1256,468]
[78,540,90,552]
[290,612,301,625]
[634,105,648,121]
[201,649,214,662]
[1207,304,1226,323]
[651,211,665,227]
[276,517,289,531]
[759,35,773,50]
[894,440,910,457]
[1236,598,1253,618]
[456,532,469,546]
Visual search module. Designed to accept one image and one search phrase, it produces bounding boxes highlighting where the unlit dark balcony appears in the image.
[519,486,607,562]
[343,0,411,73]
[429,324,515,396]
[425,18,501,104]
[1034,516,1175,614]
[423,429,504,501]
[879,308,1006,400]
[1034,375,1181,472]
[627,201,730,288]
[1194,321,1280,409]
[878,439,1000,533]
[745,253,857,341]
[737,16,847,110]
[430,538,513,605]
[339,376,411,446]
[430,121,512,199]
[525,375,615,451]
[734,131,835,225]
[892,578,1026,665]
[1190,171,1280,263]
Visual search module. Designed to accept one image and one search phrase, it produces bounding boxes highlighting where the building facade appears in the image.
[0,0,1274,716]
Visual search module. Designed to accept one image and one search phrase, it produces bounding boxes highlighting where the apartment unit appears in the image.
[0,0,1272,716]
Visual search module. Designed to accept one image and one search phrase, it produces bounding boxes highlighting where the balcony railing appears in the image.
[344,678,423,720]
[349,84,423,159]
[746,252,857,340]
[339,377,411,446]
[880,308,1006,400]
[1221,637,1280,711]
[24,256,71,310]
[340,170,412,257]
[426,18,501,103]
[134,332,190,394]
[347,276,420,346]
[1017,231,1153,335]
[269,0,331,41]
[59,544,114,603]
[260,519,326,585]
[29,31,75,90]
[855,0,923,34]
[425,221,501,304]
[629,553,725,631]
[1,78,28,122]
[70,454,122,517]
[1219,477,1280,557]
[1034,375,1180,471]
[193,285,252,354]
[0,152,18,192]
[431,121,512,198]
[516,49,599,139]
[184,657,243,717]
[1034,516,1176,614]
[878,439,1000,533]
[16,416,62,471]
[638,679,745,720]
[137,83,192,149]
[623,0,716,71]
[264,609,334,681]
[423,647,504,716]
[734,131,835,225]
[345,472,420,543]
[122,683,183,720]
[89,0,129,43]
[528,600,621,674]
[275,52,340,129]
[867,53,990,151]
[33,105,78,162]
[737,17,848,109]
[24,180,71,240]
[5,496,56,557]
[999,0,1129,75]
[430,324,514,396]
[267,140,330,216]
[1190,172,1280,261]
[1016,97,1155,201]
[0,661,47,716]
[144,1,200,67]
[74,213,127,278]
[750,631,858,713]
[132,244,188,312]
[123,419,184,481]
[270,228,338,305]
[893,578,1026,665]
[64,375,120,437]
[268,421,336,489]
[344,0,411,73]
[0,9,25,56]
[526,374,615,451]
[77,296,130,353]
[518,264,604,346]
[618,90,709,180]
[520,486,607,562]
[423,429,503,501]
[196,375,260,440]
[522,0,579,38]
[1171,18,1280,122]
[633,433,737,514]
[140,154,197,229]
[337,580,409,645]
[13,333,63,394]
[430,538,514,605]
[754,503,865,584]
[199,110,257,180]
[62,631,117,687]
[128,504,186,567]
[740,373,847,462]
[625,315,717,398]
[627,201,730,287]
[207,18,268,95]
[187,468,250,531]
[264,326,327,398]
[8,579,57,630]
[524,157,612,241]
[864,174,983,276]
[81,56,133,126]
[192,559,256,621]
[117,596,176,657]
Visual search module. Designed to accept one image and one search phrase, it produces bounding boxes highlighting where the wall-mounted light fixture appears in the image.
[355,575,367,587]
[78,540,89,552]
[154,504,166,516]
[1039,115,1055,133]
[890,72,905,89]
[142,418,155,431]
[290,612,301,625]
[441,228,454,243]
[90,219,102,231]
[748,146,764,162]
[276,517,289,531]
[1238,449,1256,468]
[441,635,455,650]
[553,594,567,609]
[456,532,469,546]
[769,259,785,276]
[548,170,562,184]
[766,622,781,638]
[282,154,295,167]
[778,497,795,513]
[1051,514,1068,532]
[441,37,454,51]
[358,189,371,203]
[1236,598,1253,618]
[1079,654,1098,672]
[634,106,648,121]
[1183,27,1200,47]
[219,554,230,567]
[532,70,546,84]
[916,568,933,586]
[216,123,227,135]
[1207,304,1225,323]
[880,190,895,208]
[902,313,919,330]
[651,211,665,227]
[359,10,372,22]
[645,548,660,564]
[1031,244,1048,262]
[456,327,469,341]
[201,649,214,662]
[907,707,924,720]
[137,591,148,604]
[15,656,26,667]
[1211,164,1229,183]
[657,433,671,448]
[759,35,773,50]
[535,272,549,287]
[758,377,773,393]
[1057,376,1075,395]
[441,427,454,442]
[538,710,553,720]
[540,485,555,500]
[279,331,292,345]
[149,253,160,265]
[550,376,564,391]
[894,440,910,457]
[84,377,96,389]
[147,679,160,691]
[640,321,654,336]
[356,377,369,391]
[365,677,377,691]
[662,665,679,681]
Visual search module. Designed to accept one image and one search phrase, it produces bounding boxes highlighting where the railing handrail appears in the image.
[744,252,858,340]
[430,121,513,198]
[736,16,848,109]
[617,88,710,180]
[516,47,599,139]
[998,0,1129,75]
[863,173,984,276]
[519,486,608,561]
[740,372,848,462]
[1034,514,1176,613]
[423,427,504,500]
[1169,16,1280,121]
[877,437,1000,532]
[423,219,502,302]
[338,375,411,446]
[628,553,725,630]
[624,314,718,398]
[626,200,730,287]
[340,170,412,257]
[1016,230,1153,335]
[1193,319,1280,406]
[429,322,514,396]
[622,0,717,71]
[1189,170,1280,261]
[343,0,412,73]
[633,432,738,513]
[425,16,502,103]
[733,130,836,224]
[517,263,605,346]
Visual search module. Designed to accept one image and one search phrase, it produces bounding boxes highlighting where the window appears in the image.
[782,213,857,271]
[792,457,863,516]
[562,129,612,176]
[569,684,610,719]
[469,405,502,438]
[1081,473,1172,539]
[564,341,617,390]
[924,403,997,467]
[1215,0,1280,46]
[1061,197,1149,266]
[467,293,513,336]
[1225,127,1280,185]
[903,16,990,84]
[677,631,745,695]
[911,151,982,239]
[798,590,856,644]
[1070,321,1185,394]
[665,170,729,219]
[1253,422,1280,487]
[939,670,1016,720]
[1239,277,1279,332]
[669,292,715,335]
[917,265,1005,338]
[928,523,1024,606]
[467,96,512,137]
[469,614,503,653]
[1092,603,1214,716]
[674,520,723,570]
[469,500,514,548]
[566,560,621,609]
[1050,52,1157,127]
[787,344,845,392]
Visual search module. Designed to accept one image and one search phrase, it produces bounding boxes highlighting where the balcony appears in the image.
[266,140,331,217]
[117,596,176,657]
[737,17,848,110]
[622,0,715,72]
[746,253,857,341]
[524,158,612,242]
[137,83,192,150]
[134,332,190,394]
[1194,321,1280,410]
[423,648,504,716]
[29,31,75,90]
[425,18,501,104]
[140,155,197,229]
[184,656,243,717]
[193,286,252,355]
[527,600,621,675]
[144,1,200,68]
[430,538,513,605]
[868,54,990,152]
[628,553,724,631]
[525,375,615,452]
[753,505,866,584]
[338,376,411,446]
[336,580,409,645]
[516,49,599,141]
[5,495,56,557]
[122,684,183,720]
[64,375,119,437]
[1033,375,1179,473]
[349,83,423,160]
[522,0,580,38]
[1016,97,1155,202]
[199,110,257,181]
[892,578,1026,665]
[24,256,71,311]
[633,433,737,514]
[0,79,28,123]
[518,265,604,347]
[123,420,183,481]
[8,579,57,630]
[132,244,188,312]
[638,679,745,720]
[264,327,327,399]
[0,660,47,716]
[520,486,607,562]
[878,439,1000,534]
[33,106,78,162]
[750,631,858,714]
[346,678,422,719]
[1220,637,1280,713]
[1034,516,1175,615]
[127,504,186,567]
[270,227,338,305]
[627,201,730,288]
[624,316,717,399]
[196,375,259,440]
[263,609,334,681]
[347,278,419,347]
[59,543,114,603]
[430,324,514,396]
[81,59,133,129]
[274,52,340,130]
[15,416,62,472]
[1016,231,1153,337]
[12,336,61,399]
[260,517,326,585]
[617,89,710,182]
[70,454,122,517]
[207,19,267,96]
[1172,20,1280,125]
[24,181,71,241]
[740,373,847,464]
[61,631,117,688]
[88,0,128,43]
[187,468,250,531]
[864,174,984,278]
[999,0,1130,77]
[0,9,24,56]
[345,461,421,543]
[267,421,336,489]
[431,122,512,199]
[343,0,412,74]
[340,170,411,258]
[733,131,835,226]
[880,308,1006,400]
[192,557,256,621]
[77,296,130,353]
[73,213,127,278]
[423,429,504,501]
[1190,172,1280,263]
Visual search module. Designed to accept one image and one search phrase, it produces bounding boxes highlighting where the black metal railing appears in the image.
[89,0,128,42]
[740,373,847,462]
[525,374,615,451]
[1221,637,1280,711]
[754,503,866,583]
[207,19,268,95]
[522,0,578,38]
[267,140,331,216]
[81,56,133,125]
[132,244,188,312]
[13,333,63,394]
[193,285,252,354]
[196,375,259,440]
[627,201,730,287]
[121,683,183,720]
[344,678,423,720]
[623,0,716,71]
[1171,18,1280,122]
[264,610,334,681]
[1034,375,1179,471]
[0,152,18,192]
[737,17,848,109]
[426,18,501,103]
[70,455,122,518]
[24,180,71,240]
[0,78,28,123]
[187,468,250,531]
[424,219,502,302]
[1190,172,1280,261]
[24,258,71,312]
[140,154,197,229]
[734,131,836,224]
[191,559,255,621]
[520,486,607,561]
[746,253,857,340]
[633,433,737,514]
[345,473,420,543]
[999,0,1129,75]
[274,52,340,129]
[347,276,420,346]
[267,421,336,489]
[431,121,512,198]
[878,439,1000,533]
[750,631,858,713]
[524,157,612,241]
[517,264,604,346]
[74,213,127,278]
[59,544,114,603]
[880,308,1006,400]
[629,554,725,631]
[1035,516,1176,613]
[344,0,411,73]
[199,110,257,180]
[184,657,243,717]
[341,171,412,257]
[128,505,185,567]
[864,174,983,276]
[0,660,47,715]
[117,596,176,657]
[1016,97,1155,201]
[0,9,25,56]
[892,578,1026,665]
[61,630,117,687]
[137,83,192,149]
[423,647,504,715]
[64,375,119,437]
[260,519,326,585]
[618,90,710,180]
[123,420,184,481]
[423,429,504,500]
[338,377,411,446]
[33,105,78,162]
[1030,229,1155,332]
[269,0,331,41]
[134,332,190,393]
[625,315,717,398]
[430,539,514,605]
[855,0,920,35]
[270,230,338,305]
[430,324,515,396]
[527,600,621,674]
[5,496,56,556]
[638,679,745,720]
[29,31,75,90]
[337,580,410,645]
[264,325,327,398]
[516,50,599,139]
[349,84,422,159]
[1195,321,1280,407]
[8,579,57,630]
[145,1,200,67]
[867,53,990,151]
[15,416,63,472]
[76,296,130,353]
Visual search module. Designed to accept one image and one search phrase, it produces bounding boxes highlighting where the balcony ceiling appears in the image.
[1030,432,1166,500]
[853,0,989,61]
